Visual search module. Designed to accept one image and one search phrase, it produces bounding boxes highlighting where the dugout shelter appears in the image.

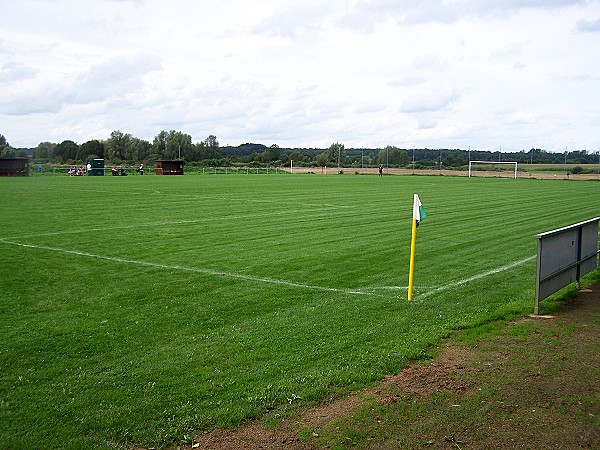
[0,158,29,176]
[90,158,104,176]
[155,160,184,175]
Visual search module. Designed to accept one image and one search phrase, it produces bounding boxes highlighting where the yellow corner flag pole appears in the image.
[407,193,426,301]
[407,215,418,301]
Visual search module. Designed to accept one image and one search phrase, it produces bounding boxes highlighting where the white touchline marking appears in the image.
[413,255,537,301]
[0,239,372,296]
[362,286,437,291]
[1,238,536,301]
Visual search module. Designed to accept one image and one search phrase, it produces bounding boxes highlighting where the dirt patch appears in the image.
[186,426,311,450]
[175,287,600,450]
[187,347,475,450]
[285,166,600,180]
[380,345,473,396]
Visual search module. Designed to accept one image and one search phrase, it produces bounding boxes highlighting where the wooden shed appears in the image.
[155,160,184,175]
[0,158,29,176]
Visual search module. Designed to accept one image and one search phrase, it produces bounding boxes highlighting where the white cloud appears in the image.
[400,90,459,114]
[0,61,38,83]
[0,0,599,152]
[576,17,600,32]
[74,54,162,104]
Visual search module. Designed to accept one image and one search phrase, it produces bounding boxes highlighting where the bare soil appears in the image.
[177,285,600,450]
[287,166,600,180]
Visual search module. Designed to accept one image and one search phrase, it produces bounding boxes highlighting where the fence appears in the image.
[27,165,293,176]
[535,217,600,315]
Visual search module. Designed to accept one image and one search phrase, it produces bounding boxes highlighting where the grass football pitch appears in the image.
[1,173,598,448]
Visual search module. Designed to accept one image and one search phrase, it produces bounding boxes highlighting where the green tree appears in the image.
[190,140,226,162]
[261,144,281,163]
[377,146,408,166]
[0,134,14,157]
[167,130,192,160]
[55,140,79,162]
[152,130,192,160]
[315,152,329,167]
[204,135,220,159]
[78,140,104,162]
[126,137,151,162]
[328,142,344,167]
[288,151,309,165]
[571,166,584,174]
[33,142,56,161]
[105,130,131,162]
[189,141,205,161]
[152,130,168,159]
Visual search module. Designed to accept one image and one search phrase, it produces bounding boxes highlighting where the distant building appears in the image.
[155,160,184,175]
[0,158,29,176]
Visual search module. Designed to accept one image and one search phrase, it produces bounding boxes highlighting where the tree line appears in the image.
[1,132,598,168]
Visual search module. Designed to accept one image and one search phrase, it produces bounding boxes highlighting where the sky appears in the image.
[1,0,599,152]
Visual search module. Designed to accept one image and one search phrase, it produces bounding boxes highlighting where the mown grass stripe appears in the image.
[0,207,342,240]
[0,237,538,300]
[0,238,373,296]
[414,255,537,300]
[1,174,598,448]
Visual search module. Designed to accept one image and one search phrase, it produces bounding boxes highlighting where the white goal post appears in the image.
[468,160,518,179]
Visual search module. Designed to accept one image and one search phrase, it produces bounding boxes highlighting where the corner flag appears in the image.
[408,194,426,300]
[413,194,427,227]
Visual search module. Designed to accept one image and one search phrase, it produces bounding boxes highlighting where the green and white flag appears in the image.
[412,194,427,227]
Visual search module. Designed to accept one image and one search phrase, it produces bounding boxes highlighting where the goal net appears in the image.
[468,161,518,179]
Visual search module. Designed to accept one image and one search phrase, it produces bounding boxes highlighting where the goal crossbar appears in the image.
[468,160,518,179]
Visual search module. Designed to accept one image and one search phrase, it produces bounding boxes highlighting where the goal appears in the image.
[468,160,518,179]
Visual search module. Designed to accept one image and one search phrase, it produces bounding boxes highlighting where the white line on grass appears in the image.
[412,255,537,301]
[357,256,536,298]
[0,238,536,300]
[0,239,372,297]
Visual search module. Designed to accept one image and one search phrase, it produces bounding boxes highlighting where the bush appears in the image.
[571,166,584,174]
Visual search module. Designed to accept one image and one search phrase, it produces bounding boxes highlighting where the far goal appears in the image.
[468,160,518,179]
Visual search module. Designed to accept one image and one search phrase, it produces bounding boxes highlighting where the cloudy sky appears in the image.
[1,0,599,151]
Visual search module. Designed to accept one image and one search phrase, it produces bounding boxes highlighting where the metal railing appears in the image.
[535,217,600,314]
